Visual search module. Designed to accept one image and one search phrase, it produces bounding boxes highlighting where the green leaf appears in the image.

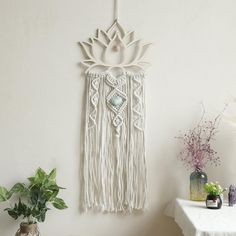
[51,188,59,199]
[32,205,48,223]
[30,187,41,205]
[0,186,9,202]
[39,209,47,222]
[52,198,68,210]
[43,190,52,201]
[57,185,66,190]
[18,199,26,215]
[48,169,56,181]
[5,208,18,220]
[48,184,59,191]
[35,168,47,181]
[43,188,59,201]
[28,177,35,183]
[9,183,28,196]
[4,199,32,220]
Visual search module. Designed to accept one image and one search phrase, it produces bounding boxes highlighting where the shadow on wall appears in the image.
[127,143,184,236]
[128,211,183,236]
[206,121,236,189]
[78,62,86,212]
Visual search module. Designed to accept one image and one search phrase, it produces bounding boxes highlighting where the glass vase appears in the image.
[190,169,207,201]
[15,223,40,236]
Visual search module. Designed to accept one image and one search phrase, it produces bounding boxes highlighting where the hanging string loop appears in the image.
[114,0,119,22]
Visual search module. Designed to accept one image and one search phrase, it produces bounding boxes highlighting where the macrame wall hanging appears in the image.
[80,0,151,213]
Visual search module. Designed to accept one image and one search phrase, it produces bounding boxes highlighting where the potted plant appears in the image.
[204,182,226,209]
[0,168,68,235]
[176,107,225,201]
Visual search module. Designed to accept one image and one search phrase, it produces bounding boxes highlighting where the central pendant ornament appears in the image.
[106,74,127,136]
[107,89,127,113]
[110,95,124,107]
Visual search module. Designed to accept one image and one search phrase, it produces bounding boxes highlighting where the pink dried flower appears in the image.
[176,106,226,171]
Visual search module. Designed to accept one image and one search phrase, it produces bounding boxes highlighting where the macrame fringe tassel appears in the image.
[82,72,147,213]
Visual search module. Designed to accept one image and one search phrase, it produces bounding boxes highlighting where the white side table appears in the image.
[165,198,236,236]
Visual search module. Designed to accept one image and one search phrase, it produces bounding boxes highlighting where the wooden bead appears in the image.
[112,44,120,52]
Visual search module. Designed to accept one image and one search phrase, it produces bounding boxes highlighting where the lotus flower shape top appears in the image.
[80,21,151,73]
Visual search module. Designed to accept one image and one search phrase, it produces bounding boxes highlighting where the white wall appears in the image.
[0,0,236,235]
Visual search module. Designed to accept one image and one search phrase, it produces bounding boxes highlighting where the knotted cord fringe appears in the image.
[82,72,147,213]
